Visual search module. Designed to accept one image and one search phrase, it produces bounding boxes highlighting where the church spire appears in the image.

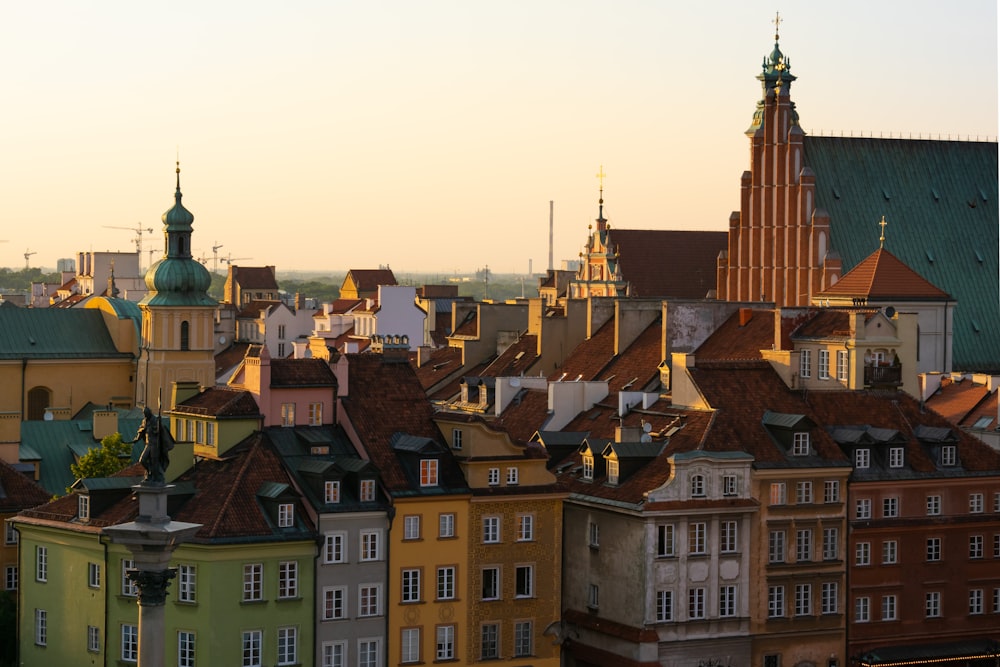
[747,12,800,135]
[595,165,608,232]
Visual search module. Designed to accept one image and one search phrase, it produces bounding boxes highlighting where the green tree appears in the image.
[69,432,133,483]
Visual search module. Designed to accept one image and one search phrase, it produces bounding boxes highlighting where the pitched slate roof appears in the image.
[604,229,727,298]
[816,248,951,300]
[0,308,132,359]
[804,136,999,371]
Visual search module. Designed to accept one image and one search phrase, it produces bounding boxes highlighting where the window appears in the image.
[821,582,838,614]
[994,588,1000,613]
[970,535,984,559]
[438,513,455,538]
[970,589,984,615]
[927,495,941,515]
[818,349,830,379]
[941,445,957,466]
[795,583,812,616]
[514,621,532,657]
[242,629,262,667]
[359,639,380,667]
[768,585,785,617]
[927,537,942,562]
[122,559,137,597]
[856,498,872,519]
[837,349,849,381]
[720,585,737,617]
[582,455,594,481]
[507,466,519,485]
[481,623,499,660]
[451,429,463,450]
[404,515,421,540]
[720,520,738,553]
[588,583,600,609]
[926,591,942,617]
[764,656,781,667]
[324,532,346,563]
[488,467,500,486]
[420,459,438,487]
[482,567,499,600]
[995,492,1000,513]
[970,493,985,513]
[401,628,420,664]
[361,530,381,561]
[88,562,101,589]
[196,420,204,444]
[691,474,706,497]
[89,625,101,653]
[180,321,190,350]
[855,448,870,469]
[796,529,812,562]
[278,561,297,599]
[437,625,456,661]
[588,522,600,548]
[206,422,215,446]
[277,627,297,666]
[689,522,707,554]
[308,402,322,425]
[325,482,341,509]
[793,432,810,456]
[402,569,421,603]
[515,565,533,598]
[800,349,812,378]
[122,623,139,662]
[769,482,786,505]
[517,514,534,542]
[359,479,376,502]
[656,590,673,622]
[274,503,295,529]
[657,525,675,557]
[855,596,871,623]
[882,539,898,564]
[881,594,897,621]
[34,609,46,646]
[882,497,899,518]
[243,563,263,601]
[322,586,346,620]
[769,530,786,563]
[796,480,813,503]
[437,566,455,600]
[689,587,706,619]
[483,516,500,543]
[4,520,17,544]
[178,564,196,602]
[855,541,871,566]
[823,528,839,560]
[5,566,17,591]
[281,402,295,426]
[79,495,90,521]
[888,447,904,468]
[35,546,47,582]
[359,584,381,616]
[723,474,738,496]
[824,480,840,503]
[995,534,1000,558]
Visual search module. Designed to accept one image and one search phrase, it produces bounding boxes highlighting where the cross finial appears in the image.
[596,165,606,194]
[772,11,782,41]
[878,215,888,248]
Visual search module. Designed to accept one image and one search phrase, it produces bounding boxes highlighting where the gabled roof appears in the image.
[269,358,336,387]
[173,387,260,418]
[602,230,727,298]
[815,248,951,301]
[804,136,999,371]
[343,269,397,293]
[0,459,50,512]
[924,376,994,426]
[232,266,279,290]
[237,299,282,319]
[0,308,132,359]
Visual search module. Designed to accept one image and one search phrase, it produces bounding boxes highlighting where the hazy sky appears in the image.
[2,1,996,276]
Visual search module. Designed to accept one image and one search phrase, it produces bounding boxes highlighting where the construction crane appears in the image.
[103,224,154,270]
[211,242,224,274]
[24,249,36,270]
[219,254,251,267]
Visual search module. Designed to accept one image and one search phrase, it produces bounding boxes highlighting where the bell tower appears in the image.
[137,163,218,409]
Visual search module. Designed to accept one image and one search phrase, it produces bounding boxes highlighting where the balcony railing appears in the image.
[864,364,902,387]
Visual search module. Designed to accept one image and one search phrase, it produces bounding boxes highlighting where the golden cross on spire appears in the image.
[772,11,782,40]
[596,165,606,192]
[878,215,888,248]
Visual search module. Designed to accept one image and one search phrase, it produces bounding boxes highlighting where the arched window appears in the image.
[180,321,190,351]
[27,386,52,421]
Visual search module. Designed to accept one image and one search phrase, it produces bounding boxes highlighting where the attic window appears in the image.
[607,460,619,486]
[324,480,341,504]
[792,432,810,456]
[78,495,90,522]
[420,459,439,487]
[690,474,706,497]
[278,503,294,528]
[940,445,957,467]
[359,479,376,502]
[972,416,993,429]
[582,454,594,481]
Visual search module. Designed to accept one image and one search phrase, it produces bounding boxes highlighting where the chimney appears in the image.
[295,292,305,310]
[739,308,753,327]
[92,409,119,441]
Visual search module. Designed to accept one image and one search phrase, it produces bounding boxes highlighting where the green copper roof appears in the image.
[0,309,133,359]
[803,136,999,371]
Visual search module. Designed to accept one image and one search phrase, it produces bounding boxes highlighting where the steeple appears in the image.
[595,165,608,232]
[747,12,800,135]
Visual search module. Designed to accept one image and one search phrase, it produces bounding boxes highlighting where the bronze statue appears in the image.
[133,407,173,485]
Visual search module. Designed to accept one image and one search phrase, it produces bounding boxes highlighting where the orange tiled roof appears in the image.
[269,358,336,387]
[233,266,279,290]
[494,389,551,444]
[958,390,998,431]
[925,377,994,425]
[816,248,951,300]
[480,334,539,378]
[174,387,260,417]
[0,459,50,512]
[694,308,774,360]
[548,319,617,382]
[215,342,252,376]
[345,269,397,292]
[606,229,727,298]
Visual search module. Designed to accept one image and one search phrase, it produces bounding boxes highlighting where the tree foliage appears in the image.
[69,432,132,483]
[0,266,61,292]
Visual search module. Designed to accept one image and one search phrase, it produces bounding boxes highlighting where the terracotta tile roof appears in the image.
[429,361,489,401]
[924,377,994,425]
[452,311,478,337]
[269,358,336,387]
[815,248,951,301]
[494,389,551,444]
[597,320,662,392]
[548,319,617,382]
[173,387,260,418]
[344,269,397,292]
[411,346,463,390]
[237,299,281,319]
[480,334,539,378]
[0,459,50,512]
[232,266,279,290]
[322,298,363,315]
[606,229,727,298]
[958,390,998,431]
[792,309,855,338]
[694,308,773,360]
[215,342,251,376]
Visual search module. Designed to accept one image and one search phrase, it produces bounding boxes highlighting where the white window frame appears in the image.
[515,564,534,598]
[795,583,812,616]
[324,532,346,563]
[882,594,897,621]
[360,530,381,561]
[122,623,139,662]
[278,561,298,599]
[401,569,421,603]
[518,514,534,541]
[483,516,500,543]
[420,459,438,487]
[883,497,899,518]
[89,625,101,653]
[439,513,455,538]
[723,474,738,496]
[437,566,455,600]
[689,521,707,555]
[970,534,984,559]
[436,625,455,661]
[800,348,812,378]
[927,537,942,561]
[281,402,295,427]
[325,480,341,504]
[656,589,673,622]
[720,585,737,617]
[769,530,786,563]
[821,582,838,614]
[970,589,984,615]
[403,515,421,541]
[5,565,18,591]
[178,564,196,603]
[359,479,376,502]
[242,629,262,667]
[35,608,47,646]
[690,473,705,497]
[689,587,706,619]
[882,539,898,564]
[855,596,871,623]
[513,621,532,658]
[79,494,90,521]
[358,584,382,617]
[796,528,812,562]
[856,498,872,519]
[926,591,941,617]
[823,527,839,561]
[243,563,263,602]
[401,627,420,664]
[88,562,101,589]
[451,429,462,450]
[824,479,840,503]
[769,482,786,505]
[122,559,137,597]
[941,445,957,466]
[720,520,738,553]
[277,627,297,666]
[4,520,17,545]
[818,348,830,379]
[308,402,323,426]
[855,448,870,469]
[927,494,942,515]
[488,467,500,486]
[481,623,500,660]
[888,447,904,468]
[836,349,849,381]
[506,466,519,485]
[768,585,785,618]
[323,586,346,620]
[855,541,871,566]
[35,546,47,582]
[793,432,810,456]
[970,493,985,513]
[796,480,813,503]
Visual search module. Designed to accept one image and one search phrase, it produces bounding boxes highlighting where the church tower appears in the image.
[137,164,218,409]
[568,167,629,298]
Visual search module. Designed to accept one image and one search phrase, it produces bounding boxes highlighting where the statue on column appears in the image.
[133,407,173,485]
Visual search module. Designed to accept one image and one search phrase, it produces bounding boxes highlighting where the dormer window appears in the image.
[607,460,619,486]
[451,429,463,450]
[324,481,341,504]
[855,448,870,469]
[420,459,439,487]
[940,445,957,467]
[278,503,294,528]
[888,447,905,468]
[78,495,90,521]
[360,479,376,502]
[691,474,706,497]
[582,454,594,481]
[792,432,810,456]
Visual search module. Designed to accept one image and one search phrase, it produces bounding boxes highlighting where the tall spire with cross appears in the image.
[595,165,607,232]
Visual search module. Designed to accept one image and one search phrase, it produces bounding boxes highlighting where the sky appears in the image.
[1,1,996,277]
